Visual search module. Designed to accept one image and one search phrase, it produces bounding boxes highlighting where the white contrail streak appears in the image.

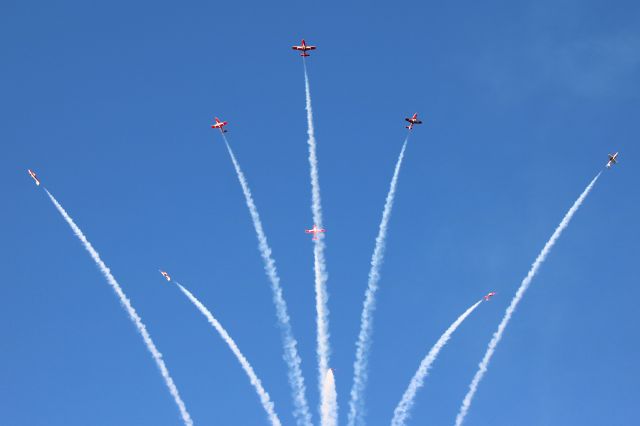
[321,368,338,426]
[391,300,483,426]
[454,173,601,426]
[222,137,313,426]
[302,59,332,426]
[348,138,410,426]
[176,283,282,426]
[44,189,193,426]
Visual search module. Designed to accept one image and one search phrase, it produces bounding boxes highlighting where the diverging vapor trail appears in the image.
[176,283,282,426]
[391,300,483,426]
[223,137,313,426]
[44,189,193,426]
[303,59,332,425]
[348,137,410,426]
[454,172,601,426]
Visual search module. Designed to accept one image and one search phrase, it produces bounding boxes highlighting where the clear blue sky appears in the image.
[2,0,639,425]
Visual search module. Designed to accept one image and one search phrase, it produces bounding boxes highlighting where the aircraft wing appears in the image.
[28,170,40,185]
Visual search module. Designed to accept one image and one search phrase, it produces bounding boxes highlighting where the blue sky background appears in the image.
[2,0,639,425]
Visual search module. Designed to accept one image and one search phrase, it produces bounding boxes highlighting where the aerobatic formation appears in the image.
[27,38,623,426]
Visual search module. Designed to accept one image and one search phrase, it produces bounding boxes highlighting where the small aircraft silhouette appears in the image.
[292,39,317,57]
[404,113,423,130]
[211,117,228,133]
[484,292,496,301]
[606,152,619,168]
[305,224,325,240]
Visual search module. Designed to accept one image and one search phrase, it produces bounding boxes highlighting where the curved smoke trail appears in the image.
[391,300,483,426]
[177,283,282,426]
[454,173,601,426]
[348,138,409,426]
[223,137,313,426]
[321,368,338,426]
[303,59,332,425]
[44,189,193,426]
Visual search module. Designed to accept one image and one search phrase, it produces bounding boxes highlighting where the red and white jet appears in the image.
[606,152,619,168]
[484,291,497,301]
[28,169,41,186]
[404,113,423,130]
[292,39,316,57]
[211,117,228,133]
[159,270,171,282]
[305,224,325,240]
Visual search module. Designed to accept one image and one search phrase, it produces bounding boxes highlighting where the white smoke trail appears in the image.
[44,189,193,426]
[454,173,601,426]
[391,300,483,426]
[222,138,313,426]
[321,368,338,426]
[302,59,332,425]
[348,138,410,426]
[176,283,282,426]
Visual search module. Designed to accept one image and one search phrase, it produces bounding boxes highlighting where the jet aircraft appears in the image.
[404,113,423,130]
[305,224,325,240]
[28,169,40,186]
[211,117,228,133]
[484,292,496,301]
[292,39,316,57]
[159,270,171,282]
[606,152,619,168]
